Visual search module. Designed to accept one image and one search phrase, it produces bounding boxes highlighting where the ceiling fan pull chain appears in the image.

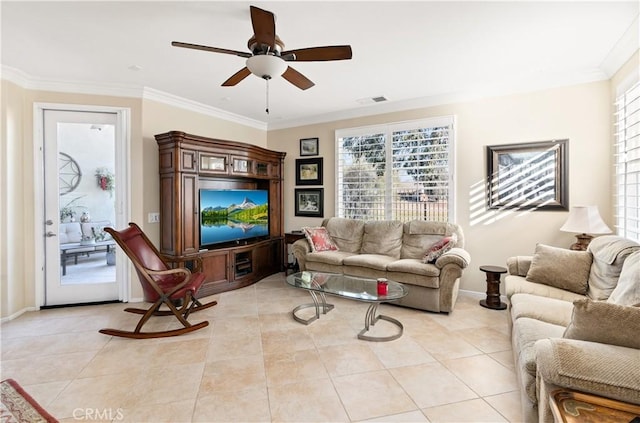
[265,76,270,114]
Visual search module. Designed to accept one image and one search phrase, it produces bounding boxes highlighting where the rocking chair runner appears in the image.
[99,222,217,339]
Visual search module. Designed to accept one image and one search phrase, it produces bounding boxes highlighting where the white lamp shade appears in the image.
[560,205,612,234]
[246,55,287,79]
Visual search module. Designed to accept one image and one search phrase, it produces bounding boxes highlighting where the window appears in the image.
[615,81,640,241]
[336,117,455,222]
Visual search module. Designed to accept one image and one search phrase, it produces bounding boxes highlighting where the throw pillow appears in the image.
[302,227,339,253]
[525,244,592,295]
[563,299,640,350]
[423,234,457,263]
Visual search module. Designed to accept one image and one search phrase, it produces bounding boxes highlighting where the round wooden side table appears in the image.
[479,265,508,310]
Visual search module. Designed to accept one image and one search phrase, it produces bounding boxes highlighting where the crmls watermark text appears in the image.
[73,408,124,421]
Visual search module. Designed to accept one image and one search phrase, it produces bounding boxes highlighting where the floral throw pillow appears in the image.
[423,234,457,263]
[302,227,339,253]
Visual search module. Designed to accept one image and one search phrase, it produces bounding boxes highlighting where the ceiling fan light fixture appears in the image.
[246,55,287,80]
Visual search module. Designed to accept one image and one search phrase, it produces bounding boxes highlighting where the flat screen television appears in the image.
[199,189,269,247]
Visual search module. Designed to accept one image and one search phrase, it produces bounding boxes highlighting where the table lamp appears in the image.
[560,205,611,251]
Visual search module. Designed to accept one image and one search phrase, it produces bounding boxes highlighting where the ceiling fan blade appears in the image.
[172,41,251,58]
[222,67,252,86]
[282,67,315,90]
[281,45,352,62]
[250,6,276,50]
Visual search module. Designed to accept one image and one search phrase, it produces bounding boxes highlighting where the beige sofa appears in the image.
[505,235,640,422]
[292,217,470,313]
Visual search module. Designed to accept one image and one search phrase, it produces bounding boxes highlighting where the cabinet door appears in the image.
[197,251,230,298]
[180,149,198,172]
[230,156,252,176]
[182,174,199,254]
[253,240,281,277]
[199,153,229,175]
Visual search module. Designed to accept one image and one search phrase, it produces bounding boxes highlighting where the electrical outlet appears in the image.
[148,212,160,223]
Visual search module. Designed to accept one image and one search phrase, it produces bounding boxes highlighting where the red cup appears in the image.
[377,278,388,295]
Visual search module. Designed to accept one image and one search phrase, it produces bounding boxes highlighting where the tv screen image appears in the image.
[200,189,269,247]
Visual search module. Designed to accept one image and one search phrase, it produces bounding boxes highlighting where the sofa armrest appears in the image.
[292,239,312,271]
[535,338,640,407]
[435,247,470,269]
[507,256,532,276]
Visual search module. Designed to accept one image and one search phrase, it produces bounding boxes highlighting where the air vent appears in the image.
[356,95,389,105]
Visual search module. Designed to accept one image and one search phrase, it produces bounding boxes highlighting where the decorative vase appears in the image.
[80,212,90,223]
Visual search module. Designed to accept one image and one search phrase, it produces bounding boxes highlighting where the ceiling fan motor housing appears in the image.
[246,54,287,79]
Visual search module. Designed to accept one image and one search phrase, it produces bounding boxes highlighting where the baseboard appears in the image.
[0,306,38,323]
[459,288,508,303]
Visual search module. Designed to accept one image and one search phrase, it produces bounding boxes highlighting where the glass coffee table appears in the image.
[285,271,408,342]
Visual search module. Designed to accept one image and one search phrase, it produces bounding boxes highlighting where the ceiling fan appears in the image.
[172,5,352,91]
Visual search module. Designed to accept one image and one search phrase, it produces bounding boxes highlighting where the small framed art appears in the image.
[295,188,324,217]
[295,157,323,185]
[300,138,319,156]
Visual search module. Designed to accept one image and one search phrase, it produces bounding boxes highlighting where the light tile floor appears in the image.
[0,273,523,422]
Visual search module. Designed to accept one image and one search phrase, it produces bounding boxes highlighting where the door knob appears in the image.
[45,231,57,237]
[45,219,54,225]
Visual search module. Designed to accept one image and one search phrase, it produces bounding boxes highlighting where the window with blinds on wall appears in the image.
[336,117,455,222]
[615,82,640,241]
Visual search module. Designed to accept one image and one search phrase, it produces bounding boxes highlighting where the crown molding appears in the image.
[1,66,267,131]
[142,87,266,131]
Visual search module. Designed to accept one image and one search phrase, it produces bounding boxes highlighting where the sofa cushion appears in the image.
[511,317,566,403]
[305,251,356,266]
[59,222,82,244]
[302,227,339,253]
[607,250,640,306]
[400,220,463,259]
[506,275,587,302]
[342,254,397,272]
[525,244,592,295]
[564,299,640,350]
[323,217,365,253]
[509,293,574,327]
[386,259,440,277]
[423,234,457,263]
[536,338,640,408]
[360,220,404,258]
[587,235,640,300]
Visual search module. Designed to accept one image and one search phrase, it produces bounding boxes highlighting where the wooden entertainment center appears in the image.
[155,131,285,298]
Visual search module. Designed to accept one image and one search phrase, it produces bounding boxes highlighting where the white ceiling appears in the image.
[2,1,638,130]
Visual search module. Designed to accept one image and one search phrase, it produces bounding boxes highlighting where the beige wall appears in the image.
[268,81,613,293]
[0,83,269,317]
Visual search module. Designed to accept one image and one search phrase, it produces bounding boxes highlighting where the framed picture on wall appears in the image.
[486,139,568,210]
[300,138,319,156]
[295,158,323,185]
[295,188,324,217]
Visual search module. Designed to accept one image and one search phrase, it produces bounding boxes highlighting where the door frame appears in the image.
[33,103,131,307]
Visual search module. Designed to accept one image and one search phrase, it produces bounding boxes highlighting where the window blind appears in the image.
[614,81,640,241]
[337,117,454,222]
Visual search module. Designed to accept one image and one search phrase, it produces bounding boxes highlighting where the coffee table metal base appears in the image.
[358,303,404,342]
[292,290,335,325]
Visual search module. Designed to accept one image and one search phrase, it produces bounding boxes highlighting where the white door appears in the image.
[43,110,121,306]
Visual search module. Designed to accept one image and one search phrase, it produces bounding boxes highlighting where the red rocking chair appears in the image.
[99,222,217,339]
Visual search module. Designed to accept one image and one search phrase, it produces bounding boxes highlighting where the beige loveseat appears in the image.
[292,217,470,313]
[505,235,640,422]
